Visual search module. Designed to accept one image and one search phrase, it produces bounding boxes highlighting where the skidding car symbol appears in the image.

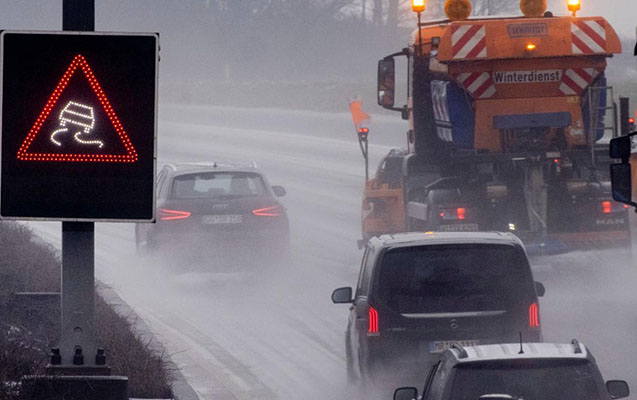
[50,101,104,148]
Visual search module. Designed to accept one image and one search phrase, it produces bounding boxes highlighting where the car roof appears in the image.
[445,342,591,365]
[166,161,261,175]
[371,231,523,249]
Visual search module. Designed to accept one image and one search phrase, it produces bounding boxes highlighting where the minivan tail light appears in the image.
[529,302,540,328]
[160,208,191,221]
[439,207,467,220]
[253,205,282,217]
[368,306,379,335]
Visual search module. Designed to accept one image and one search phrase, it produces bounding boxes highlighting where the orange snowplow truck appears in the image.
[363,6,629,252]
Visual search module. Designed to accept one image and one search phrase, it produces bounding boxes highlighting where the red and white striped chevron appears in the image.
[454,72,496,99]
[451,24,487,59]
[571,20,607,54]
[559,68,600,95]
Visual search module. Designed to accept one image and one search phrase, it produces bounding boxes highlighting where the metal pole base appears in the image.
[21,375,128,400]
[46,364,112,376]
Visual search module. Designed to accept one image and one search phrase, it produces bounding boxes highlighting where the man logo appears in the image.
[450,319,459,330]
[596,218,625,225]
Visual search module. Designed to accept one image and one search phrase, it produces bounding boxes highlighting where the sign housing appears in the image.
[1,31,158,221]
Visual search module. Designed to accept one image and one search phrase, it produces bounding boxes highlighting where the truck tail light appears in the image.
[602,201,612,214]
[160,208,191,221]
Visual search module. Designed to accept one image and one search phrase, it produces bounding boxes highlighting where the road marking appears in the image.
[128,301,278,400]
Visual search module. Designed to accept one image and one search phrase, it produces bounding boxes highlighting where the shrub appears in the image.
[0,222,174,399]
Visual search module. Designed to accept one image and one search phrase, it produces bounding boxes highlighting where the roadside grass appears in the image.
[0,221,174,399]
[96,294,174,398]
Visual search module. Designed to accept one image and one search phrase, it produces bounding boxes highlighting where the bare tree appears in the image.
[386,0,399,36]
[472,0,520,16]
[424,0,446,19]
[373,0,383,29]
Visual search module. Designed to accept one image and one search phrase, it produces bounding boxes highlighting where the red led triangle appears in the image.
[17,54,138,163]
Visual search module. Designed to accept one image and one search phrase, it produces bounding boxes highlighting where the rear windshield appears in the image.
[450,360,603,400]
[171,172,267,199]
[377,244,530,314]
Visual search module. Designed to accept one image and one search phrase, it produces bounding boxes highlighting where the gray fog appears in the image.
[3,1,637,399]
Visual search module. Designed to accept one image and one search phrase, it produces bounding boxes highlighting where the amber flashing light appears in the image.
[567,0,580,16]
[412,0,425,13]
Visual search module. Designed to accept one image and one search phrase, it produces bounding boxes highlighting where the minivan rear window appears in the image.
[172,172,266,199]
[377,244,530,314]
[450,360,602,400]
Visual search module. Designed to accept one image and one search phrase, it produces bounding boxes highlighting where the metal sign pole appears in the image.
[59,0,98,369]
[63,0,95,31]
[60,222,97,366]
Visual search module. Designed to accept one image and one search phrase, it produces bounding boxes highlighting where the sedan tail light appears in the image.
[160,208,191,221]
[252,204,282,217]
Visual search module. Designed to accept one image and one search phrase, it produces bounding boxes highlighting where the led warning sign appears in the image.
[18,54,138,162]
[1,31,158,221]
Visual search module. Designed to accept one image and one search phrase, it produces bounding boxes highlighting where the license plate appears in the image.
[428,340,480,353]
[439,224,479,232]
[202,214,243,224]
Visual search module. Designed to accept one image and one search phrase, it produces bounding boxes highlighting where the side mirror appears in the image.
[610,163,635,205]
[394,387,418,400]
[534,281,545,297]
[610,135,632,159]
[609,133,637,208]
[272,186,286,197]
[331,287,353,304]
[378,57,395,108]
[606,380,630,399]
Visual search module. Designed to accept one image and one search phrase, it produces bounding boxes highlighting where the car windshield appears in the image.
[450,360,603,400]
[171,172,266,199]
[377,244,529,314]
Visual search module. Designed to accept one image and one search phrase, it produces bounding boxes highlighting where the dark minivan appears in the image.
[331,232,545,389]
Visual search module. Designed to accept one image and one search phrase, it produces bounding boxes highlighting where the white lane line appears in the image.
[125,300,278,400]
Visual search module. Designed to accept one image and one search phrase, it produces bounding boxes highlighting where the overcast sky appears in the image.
[0,0,633,80]
[1,1,633,36]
